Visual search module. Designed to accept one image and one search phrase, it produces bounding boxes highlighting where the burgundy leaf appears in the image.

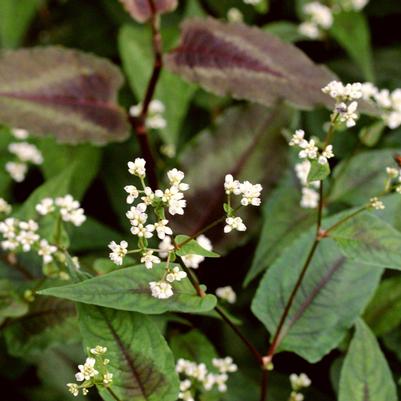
[166,18,337,110]
[119,0,178,23]
[0,47,130,144]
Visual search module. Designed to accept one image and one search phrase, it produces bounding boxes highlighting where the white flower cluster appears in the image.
[4,128,43,183]
[290,130,334,165]
[36,195,86,227]
[289,373,311,401]
[176,356,237,400]
[322,81,363,127]
[359,83,401,129]
[299,1,369,39]
[67,345,113,397]
[215,286,237,304]
[129,99,167,130]
[0,198,12,215]
[181,235,213,269]
[370,197,385,210]
[295,160,320,209]
[224,174,262,233]
[386,166,401,194]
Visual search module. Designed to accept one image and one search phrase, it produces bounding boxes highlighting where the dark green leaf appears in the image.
[39,263,217,314]
[338,319,397,401]
[78,305,179,401]
[359,120,386,147]
[251,235,382,362]
[0,279,28,319]
[307,160,330,182]
[175,235,220,258]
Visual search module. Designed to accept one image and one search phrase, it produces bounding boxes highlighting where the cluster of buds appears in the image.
[386,166,401,193]
[322,81,363,128]
[289,373,311,401]
[223,174,262,233]
[129,99,167,130]
[176,356,237,400]
[215,286,237,304]
[0,194,85,278]
[66,346,113,397]
[5,128,43,182]
[289,130,334,166]
[299,1,369,40]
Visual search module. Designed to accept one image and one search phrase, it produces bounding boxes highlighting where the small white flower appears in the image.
[149,281,174,299]
[289,130,307,147]
[75,357,98,382]
[298,21,321,39]
[224,217,246,233]
[82,388,89,395]
[131,223,154,238]
[224,174,241,195]
[154,219,173,239]
[6,161,28,182]
[318,144,334,165]
[290,373,312,390]
[361,82,378,100]
[124,185,139,204]
[295,160,319,188]
[396,185,401,194]
[301,187,319,209]
[149,99,165,114]
[370,197,385,210]
[141,250,161,269]
[103,372,113,385]
[216,286,237,304]
[239,181,262,206]
[158,236,174,258]
[212,357,238,373]
[303,2,333,29]
[386,167,399,179]
[181,235,212,269]
[166,266,187,282]
[227,7,243,22]
[0,217,17,239]
[338,101,359,127]
[16,229,40,252]
[11,128,29,140]
[299,139,318,160]
[66,383,79,397]
[56,195,86,226]
[141,186,155,206]
[0,198,12,215]
[167,169,189,192]
[36,198,55,215]
[38,239,57,264]
[8,142,43,165]
[90,346,107,355]
[108,240,128,265]
[128,158,146,178]
[146,114,167,130]
[127,203,148,226]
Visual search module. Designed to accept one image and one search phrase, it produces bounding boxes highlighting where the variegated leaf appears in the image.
[166,17,336,110]
[0,47,130,144]
[119,0,178,23]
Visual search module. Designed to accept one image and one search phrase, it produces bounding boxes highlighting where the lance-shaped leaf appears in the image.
[251,235,382,362]
[166,17,336,110]
[3,296,79,358]
[38,264,217,314]
[78,305,179,401]
[173,103,293,249]
[0,47,129,144]
[119,0,178,23]
[329,211,401,269]
[339,319,397,401]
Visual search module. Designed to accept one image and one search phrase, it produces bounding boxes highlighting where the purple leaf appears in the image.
[166,18,337,109]
[0,47,130,144]
[119,0,178,23]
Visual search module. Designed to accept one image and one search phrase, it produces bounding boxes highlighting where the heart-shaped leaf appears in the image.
[119,0,178,23]
[166,17,336,109]
[0,47,129,144]
[38,263,217,314]
[78,305,179,401]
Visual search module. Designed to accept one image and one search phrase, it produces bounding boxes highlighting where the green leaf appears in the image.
[4,296,79,359]
[263,21,303,43]
[244,171,315,286]
[38,263,217,314]
[359,120,386,147]
[119,24,196,144]
[175,235,220,258]
[0,0,43,48]
[364,276,401,336]
[329,149,399,205]
[338,319,397,401]
[307,160,330,182]
[330,11,374,82]
[251,235,382,362]
[0,47,129,144]
[78,305,179,401]
[329,211,401,269]
[0,279,28,319]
